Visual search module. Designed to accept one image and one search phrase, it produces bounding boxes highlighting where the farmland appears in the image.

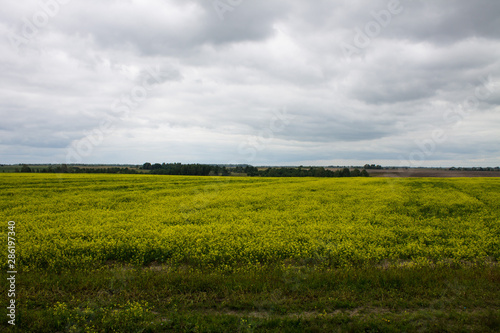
[1,174,499,332]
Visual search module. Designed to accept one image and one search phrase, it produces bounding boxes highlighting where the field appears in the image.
[367,168,500,178]
[1,174,499,332]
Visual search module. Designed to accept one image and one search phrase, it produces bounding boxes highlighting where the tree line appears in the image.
[143,163,369,177]
[14,164,139,174]
[12,163,369,178]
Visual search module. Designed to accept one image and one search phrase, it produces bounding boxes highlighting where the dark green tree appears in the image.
[341,168,350,177]
[351,168,361,177]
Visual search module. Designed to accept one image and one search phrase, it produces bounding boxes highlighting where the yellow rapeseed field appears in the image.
[1,173,499,270]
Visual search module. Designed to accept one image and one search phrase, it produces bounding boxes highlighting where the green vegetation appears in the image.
[0,164,143,174]
[146,163,368,177]
[10,266,500,332]
[1,174,499,332]
[3,163,369,178]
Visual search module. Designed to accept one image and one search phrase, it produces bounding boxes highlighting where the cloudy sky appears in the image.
[1,0,499,167]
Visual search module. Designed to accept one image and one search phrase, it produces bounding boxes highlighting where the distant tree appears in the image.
[342,168,350,177]
[351,168,361,177]
[244,165,259,176]
[20,164,31,173]
[313,167,327,177]
[142,162,152,170]
[364,164,382,170]
[361,169,369,177]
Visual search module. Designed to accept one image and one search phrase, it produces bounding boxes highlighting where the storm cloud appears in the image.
[1,0,499,166]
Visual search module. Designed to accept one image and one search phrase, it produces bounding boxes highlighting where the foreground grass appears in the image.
[2,264,499,332]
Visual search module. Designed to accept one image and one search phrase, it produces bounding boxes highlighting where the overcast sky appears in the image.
[1,0,499,167]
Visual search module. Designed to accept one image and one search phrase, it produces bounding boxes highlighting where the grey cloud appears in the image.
[393,1,500,44]
[1,0,499,166]
[49,0,289,56]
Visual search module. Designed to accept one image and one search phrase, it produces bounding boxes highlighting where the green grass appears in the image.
[2,265,499,332]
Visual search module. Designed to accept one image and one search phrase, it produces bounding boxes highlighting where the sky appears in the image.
[1,0,499,167]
